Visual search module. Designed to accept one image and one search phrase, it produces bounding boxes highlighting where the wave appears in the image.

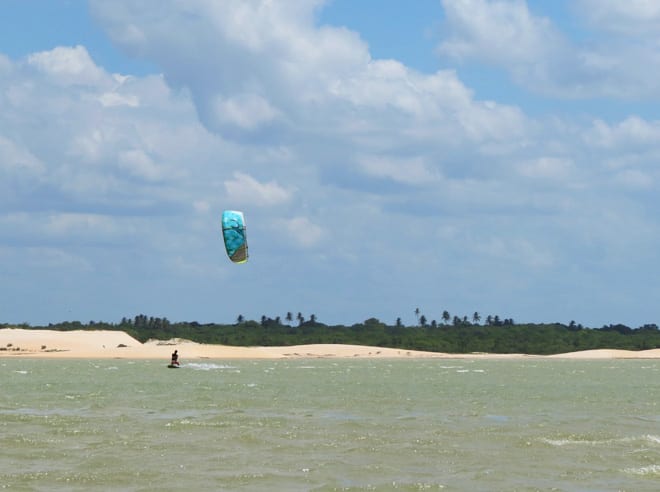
[643,434,660,445]
[184,362,238,371]
[541,434,660,447]
[623,465,660,476]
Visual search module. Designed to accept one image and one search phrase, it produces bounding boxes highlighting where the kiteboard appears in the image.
[167,364,180,369]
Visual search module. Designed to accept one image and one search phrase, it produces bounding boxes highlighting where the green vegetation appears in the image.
[3,311,660,355]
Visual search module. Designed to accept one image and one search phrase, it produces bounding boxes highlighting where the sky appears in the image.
[1,0,660,328]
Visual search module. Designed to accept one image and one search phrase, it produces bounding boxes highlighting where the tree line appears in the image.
[4,312,660,355]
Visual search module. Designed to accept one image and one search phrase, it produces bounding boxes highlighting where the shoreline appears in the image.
[1,328,660,360]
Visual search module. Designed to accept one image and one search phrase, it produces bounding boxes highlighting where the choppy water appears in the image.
[1,358,659,491]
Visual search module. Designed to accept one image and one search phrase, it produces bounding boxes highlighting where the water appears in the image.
[1,358,659,491]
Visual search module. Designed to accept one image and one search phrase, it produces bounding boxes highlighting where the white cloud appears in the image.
[0,40,227,237]
[24,246,94,272]
[0,135,45,176]
[44,213,119,236]
[99,91,139,107]
[91,0,528,149]
[90,0,369,110]
[0,53,12,74]
[193,200,211,213]
[438,0,563,66]
[517,157,573,181]
[458,100,527,143]
[223,172,292,206]
[329,61,527,148]
[277,216,324,248]
[67,129,106,164]
[472,236,555,269]
[438,0,660,99]
[357,155,440,186]
[438,0,580,97]
[331,60,429,115]
[613,169,654,190]
[576,0,660,36]
[0,211,133,247]
[210,93,280,130]
[27,45,108,86]
[587,117,660,149]
[118,149,164,182]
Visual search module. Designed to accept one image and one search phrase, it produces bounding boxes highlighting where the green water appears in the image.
[1,358,659,491]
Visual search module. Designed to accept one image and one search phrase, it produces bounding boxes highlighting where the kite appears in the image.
[221,210,248,263]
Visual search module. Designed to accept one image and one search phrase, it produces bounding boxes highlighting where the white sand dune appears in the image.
[1,328,659,360]
[548,348,660,359]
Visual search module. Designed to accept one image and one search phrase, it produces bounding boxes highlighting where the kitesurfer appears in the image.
[171,349,179,366]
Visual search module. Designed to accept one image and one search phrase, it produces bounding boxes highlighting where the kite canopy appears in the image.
[221,210,248,263]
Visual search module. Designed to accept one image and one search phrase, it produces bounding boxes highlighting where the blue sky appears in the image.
[1,0,660,328]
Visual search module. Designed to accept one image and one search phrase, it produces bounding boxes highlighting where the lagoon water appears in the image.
[1,358,659,491]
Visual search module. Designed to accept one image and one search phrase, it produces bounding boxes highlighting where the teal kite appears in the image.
[221,210,248,263]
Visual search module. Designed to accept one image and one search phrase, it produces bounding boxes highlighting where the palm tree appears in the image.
[419,315,427,327]
[297,312,304,326]
[414,307,420,325]
[286,312,293,324]
[395,317,403,328]
[310,314,317,324]
[472,312,481,325]
[442,310,451,324]
[236,314,244,324]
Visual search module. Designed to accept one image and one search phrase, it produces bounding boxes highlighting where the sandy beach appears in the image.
[1,328,659,360]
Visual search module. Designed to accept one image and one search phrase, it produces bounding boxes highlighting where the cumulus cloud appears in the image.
[438,0,564,66]
[27,45,108,86]
[0,41,225,269]
[99,91,139,108]
[437,0,574,97]
[210,93,280,130]
[23,246,94,272]
[516,157,574,181]
[277,216,324,248]
[613,169,654,190]
[438,0,660,99]
[90,0,527,149]
[0,135,45,176]
[576,0,660,36]
[587,117,660,149]
[472,236,555,269]
[44,212,119,236]
[357,155,441,186]
[223,172,292,206]
[89,0,369,137]
[0,53,12,74]
[117,149,164,182]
